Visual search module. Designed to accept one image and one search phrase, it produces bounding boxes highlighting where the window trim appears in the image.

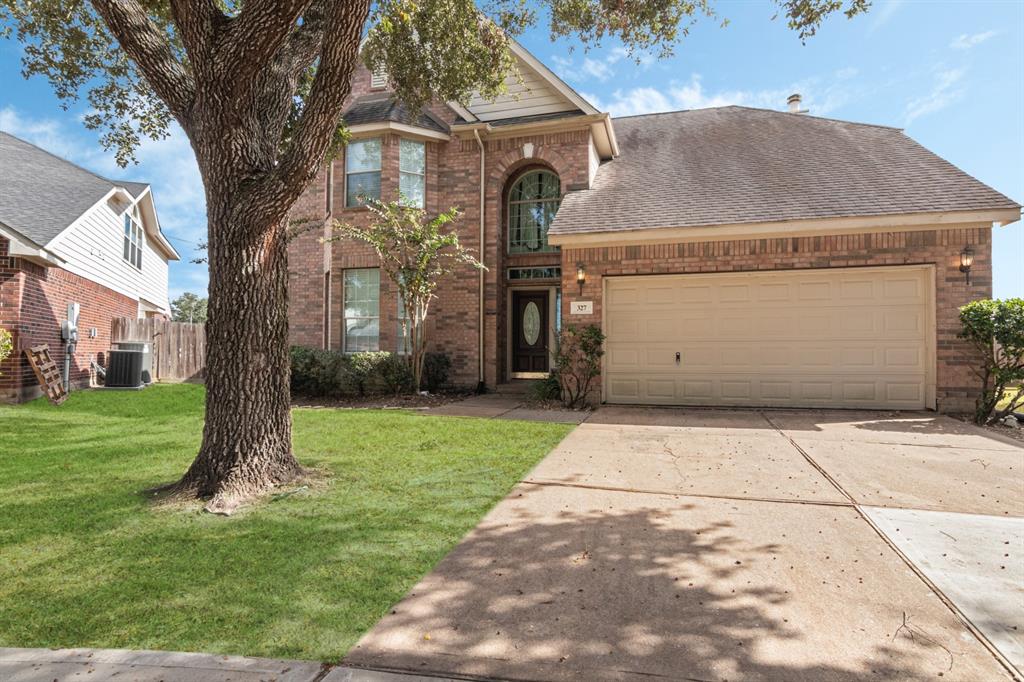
[398,138,426,208]
[506,168,561,255]
[342,268,381,353]
[122,205,144,270]
[345,137,382,208]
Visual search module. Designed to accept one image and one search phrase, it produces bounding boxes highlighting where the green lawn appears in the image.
[0,384,572,662]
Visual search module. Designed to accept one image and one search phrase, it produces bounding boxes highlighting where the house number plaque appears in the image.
[570,301,593,315]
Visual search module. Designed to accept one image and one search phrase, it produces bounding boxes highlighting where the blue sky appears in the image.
[1,0,1021,300]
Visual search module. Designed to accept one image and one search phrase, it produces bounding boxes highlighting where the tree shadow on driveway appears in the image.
[346,482,1007,681]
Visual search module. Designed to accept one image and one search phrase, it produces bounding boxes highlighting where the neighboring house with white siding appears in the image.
[0,131,180,401]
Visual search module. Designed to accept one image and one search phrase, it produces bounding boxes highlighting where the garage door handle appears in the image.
[675,352,681,364]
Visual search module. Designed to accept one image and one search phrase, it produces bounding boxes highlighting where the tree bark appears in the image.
[173,177,300,513]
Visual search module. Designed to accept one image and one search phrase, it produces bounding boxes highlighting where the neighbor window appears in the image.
[345,138,382,207]
[123,205,144,269]
[343,268,380,352]
[399,139,425,208]
[508,169,560,253]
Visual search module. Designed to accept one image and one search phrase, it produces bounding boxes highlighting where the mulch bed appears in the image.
[291,390,473,410]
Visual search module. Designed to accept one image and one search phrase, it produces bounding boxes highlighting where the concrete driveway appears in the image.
[346,408,1024,681]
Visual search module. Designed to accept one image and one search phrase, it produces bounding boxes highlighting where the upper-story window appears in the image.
[123,205,144,270]
[508,169,560,254]
[399,139,425,208]
[345,138,382,207]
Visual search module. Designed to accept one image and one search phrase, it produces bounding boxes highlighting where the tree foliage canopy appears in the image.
[1,0,869,167]
[170,292,209,324]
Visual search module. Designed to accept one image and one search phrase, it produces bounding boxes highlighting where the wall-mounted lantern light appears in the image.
[576,262,586,296]
[959,246,974,285]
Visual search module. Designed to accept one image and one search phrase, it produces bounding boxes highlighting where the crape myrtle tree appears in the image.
[334,198,483,392]
[0,0,869,513]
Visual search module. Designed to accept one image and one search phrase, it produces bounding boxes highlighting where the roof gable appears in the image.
[460,42,597,123]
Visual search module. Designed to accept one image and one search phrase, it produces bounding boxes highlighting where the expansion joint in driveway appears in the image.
[523,479,856,509]
[757,410,1022,680]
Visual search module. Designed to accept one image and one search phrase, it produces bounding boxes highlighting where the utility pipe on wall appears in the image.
[473,128,486,392]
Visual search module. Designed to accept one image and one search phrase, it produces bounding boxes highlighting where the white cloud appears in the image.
[950,31,998,50]
[583,73,855,118]
[904,67,966,125]
[868,0,905,33]
[551,45,651,83]
[0,106,208,295]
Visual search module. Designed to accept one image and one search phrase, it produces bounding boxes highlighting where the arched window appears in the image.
[507,169,560,253]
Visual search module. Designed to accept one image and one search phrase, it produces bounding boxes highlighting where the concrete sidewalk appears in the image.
[0,647,456,682]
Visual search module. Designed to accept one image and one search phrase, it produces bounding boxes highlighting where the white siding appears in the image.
[467,57,578,122]
[47,196,172,315]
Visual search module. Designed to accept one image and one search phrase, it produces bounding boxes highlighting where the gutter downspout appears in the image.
[473,128,486,392]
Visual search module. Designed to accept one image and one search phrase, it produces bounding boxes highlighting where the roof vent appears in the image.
[787,93,807,114]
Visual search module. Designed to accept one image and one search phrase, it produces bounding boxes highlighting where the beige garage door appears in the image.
[604,266,934,409]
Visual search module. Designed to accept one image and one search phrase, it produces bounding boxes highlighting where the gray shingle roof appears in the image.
[343,95,449,134]
[0,131,151,246]
[550,106,1020,236]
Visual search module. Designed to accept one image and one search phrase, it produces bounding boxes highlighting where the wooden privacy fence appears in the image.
[110,318,206,382]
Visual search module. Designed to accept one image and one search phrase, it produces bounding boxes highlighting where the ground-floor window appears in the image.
[397,290,410,354]
[343,268,380,352]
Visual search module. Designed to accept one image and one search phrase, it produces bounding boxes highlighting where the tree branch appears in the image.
[271,0,370,201]
[168,0,224,74]
[89,0,195,119]
[217,0,312,90]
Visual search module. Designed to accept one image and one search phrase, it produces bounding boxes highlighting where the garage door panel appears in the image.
[605,267,932,409]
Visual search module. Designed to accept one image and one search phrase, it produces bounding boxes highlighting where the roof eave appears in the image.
[549,207,1023,247]
[347,121,450,141]
[0,222,66,267]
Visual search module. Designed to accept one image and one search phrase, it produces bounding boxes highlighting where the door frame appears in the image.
[506,285,561,380]
[601,264,937,409]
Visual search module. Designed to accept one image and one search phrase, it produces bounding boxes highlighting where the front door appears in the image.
[512,290,549,375]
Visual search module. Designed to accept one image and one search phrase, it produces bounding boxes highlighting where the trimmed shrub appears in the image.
[528,372,562,402]
[290,346,449,397]
[422,352,451,392]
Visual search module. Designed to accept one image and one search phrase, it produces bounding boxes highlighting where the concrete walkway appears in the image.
[0,647,457,682]
[346,407,1023,681]
[426,392,590,424]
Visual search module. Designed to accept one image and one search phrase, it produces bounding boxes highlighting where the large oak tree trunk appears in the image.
[174,175,301,513]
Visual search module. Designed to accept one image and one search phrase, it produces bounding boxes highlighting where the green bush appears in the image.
[528,372,561,402]
[958,298,1024,424]
[422,352,451,392]
[289,347,449,397]
[554,324,606,408]
[0,327,11,374]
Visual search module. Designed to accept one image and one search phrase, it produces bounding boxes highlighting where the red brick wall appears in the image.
[0,236,138,402]
[560,226,992,412]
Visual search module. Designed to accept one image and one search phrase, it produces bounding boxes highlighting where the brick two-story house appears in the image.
[0,132,180,402]
[288,43,1020,412]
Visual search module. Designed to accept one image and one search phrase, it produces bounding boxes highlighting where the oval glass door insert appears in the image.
[523,301,541,346]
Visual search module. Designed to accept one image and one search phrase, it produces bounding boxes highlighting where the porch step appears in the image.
[495,381,539,395]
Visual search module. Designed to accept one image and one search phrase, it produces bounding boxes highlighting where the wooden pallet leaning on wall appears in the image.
[24,344,67,405]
